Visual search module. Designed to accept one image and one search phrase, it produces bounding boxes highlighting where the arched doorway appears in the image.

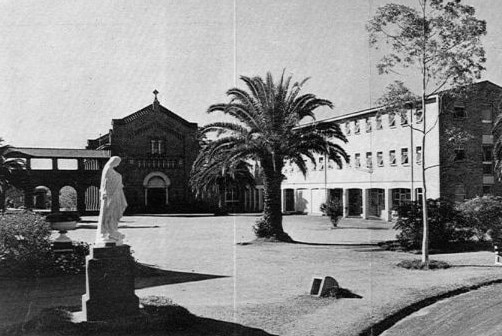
[59,186,77,211]
[33,186,51,210]
[143,172,170,212]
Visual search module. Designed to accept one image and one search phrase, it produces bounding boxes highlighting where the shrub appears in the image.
[457,195,502,242]
[393,199,472,250]
[320,199,343,227]
[397,259,451,270]
[0,211,89,277]
[253,217,274,238]
[0,211,53,277]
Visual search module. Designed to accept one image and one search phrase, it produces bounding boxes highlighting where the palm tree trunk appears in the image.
[262,171,292,241]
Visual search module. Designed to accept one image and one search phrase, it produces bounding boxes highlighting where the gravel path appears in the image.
[381,283,502,336]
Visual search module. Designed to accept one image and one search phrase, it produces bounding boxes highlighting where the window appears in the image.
[454,148,465,161]
[483,163,493,175]
[318,157,324,170]
[389,112,396,127]
[376,114,383,130]
[377,151,384,167]
[392,188,411,208]
[453,105,466,119]
[415,188,423,203]
[400,111,409,125]
[483,185,493,195]
[150,139,164,154]
[416,146,422,165]
[345,122,351,136]
[366,152,373,169]
[354,120,360,134]
[30,158,53,170]
[347,155,351,168]
[454,184,466,202]
[354,153,361,168]
[483,145,493,162]
[415,109,423,123]
[366,118,372,132]
[389,150,396,166]
[401,148,409,165]
[481,106,492,122]
[57,159,78,170]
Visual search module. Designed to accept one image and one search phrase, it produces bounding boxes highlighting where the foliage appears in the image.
[457,195,502,241]
[367,0,486,263]
[0,211,88,277]
[367,0,486,92]
[45,211,81,223]
[252,217,274,238]
[190,148,255,213]
[397,259,451,270]
[320,199,343,227]
[0,139,27,212]
[59,186,77,211]
[493,104,502,179]
[197,71,348,240]
[393,199,472,250]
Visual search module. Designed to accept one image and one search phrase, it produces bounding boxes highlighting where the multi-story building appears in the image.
[279,81,502,220]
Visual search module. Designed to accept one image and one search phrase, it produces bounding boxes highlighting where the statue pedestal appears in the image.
[82,244,139,321]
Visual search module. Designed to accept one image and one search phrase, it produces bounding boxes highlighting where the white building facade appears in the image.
[279,81,502,221]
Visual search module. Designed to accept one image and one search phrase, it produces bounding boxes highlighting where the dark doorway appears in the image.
[368,188,385,217]
[348,189,362,216]
[147,188,166,212]
[285,189,295,212]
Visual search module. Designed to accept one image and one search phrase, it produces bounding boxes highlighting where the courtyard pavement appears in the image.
[2,214,502,335]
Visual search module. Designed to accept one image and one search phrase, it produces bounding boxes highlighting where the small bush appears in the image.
[457,195,502,242]
[320,199,343,227]
[394,199,472,250]
[397,259,451,270]
[253,217,274,238]
[0,211,89,278]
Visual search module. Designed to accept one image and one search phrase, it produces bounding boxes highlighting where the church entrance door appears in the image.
[147,188,166,211]
[143,172,171,213]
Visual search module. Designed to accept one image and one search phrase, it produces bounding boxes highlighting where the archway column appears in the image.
[76,187,86,214]
[50,187,60,213]
[24,186,34,209]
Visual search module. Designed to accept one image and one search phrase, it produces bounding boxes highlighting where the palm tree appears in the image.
[0,139,27,212]
[190,146,255,213]
[197,71,348,241]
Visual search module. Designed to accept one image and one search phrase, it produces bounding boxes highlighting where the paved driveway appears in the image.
[381,283,502,336]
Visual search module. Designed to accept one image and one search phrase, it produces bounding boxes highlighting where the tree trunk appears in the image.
[262,173,283,233]
[420,0,430,267]
[261,168,292,241]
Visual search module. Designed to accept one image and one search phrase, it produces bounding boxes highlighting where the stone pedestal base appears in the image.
[82,245,139,321]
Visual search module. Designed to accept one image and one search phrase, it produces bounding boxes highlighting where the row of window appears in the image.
[345,110,423,136]
[353,147,422,169]
[129,158,183,169]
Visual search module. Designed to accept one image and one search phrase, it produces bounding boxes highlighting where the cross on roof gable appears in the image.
[112,102,197,128]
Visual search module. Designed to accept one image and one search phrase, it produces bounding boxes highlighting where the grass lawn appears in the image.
[1,215,502,336]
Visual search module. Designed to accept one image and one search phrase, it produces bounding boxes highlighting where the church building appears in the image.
[86,90,199,213]
[6,91,201,214]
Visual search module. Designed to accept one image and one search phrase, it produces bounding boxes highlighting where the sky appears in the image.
[0,0,501,148]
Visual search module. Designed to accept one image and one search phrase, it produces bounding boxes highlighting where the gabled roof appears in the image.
[6,147,111,159]
[112,102,198,128]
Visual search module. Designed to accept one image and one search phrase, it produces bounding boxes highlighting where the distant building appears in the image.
[5,92,203,214]
[278,81,502,220]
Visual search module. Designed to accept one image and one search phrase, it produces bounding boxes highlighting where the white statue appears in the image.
[95,156,128,246]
